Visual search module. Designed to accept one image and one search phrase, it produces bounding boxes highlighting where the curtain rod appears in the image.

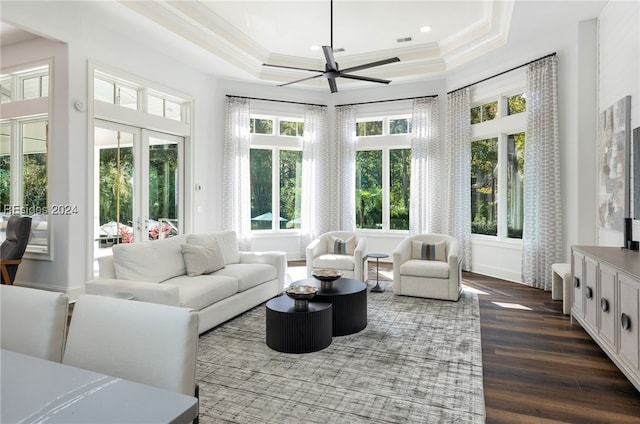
[447,52,557,95]
[226,95,326,108]
[336,95,438,107]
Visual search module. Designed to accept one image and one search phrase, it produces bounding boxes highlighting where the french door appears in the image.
[94,120,184,250]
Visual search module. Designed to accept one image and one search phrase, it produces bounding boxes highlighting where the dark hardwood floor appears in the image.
[360,262,640,423]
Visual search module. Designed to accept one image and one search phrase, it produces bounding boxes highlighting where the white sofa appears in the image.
[86,231,286,334]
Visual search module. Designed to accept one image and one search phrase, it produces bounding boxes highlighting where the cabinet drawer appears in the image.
[599,264,617,351]
[619,274,639,370]
[572,252,584,317]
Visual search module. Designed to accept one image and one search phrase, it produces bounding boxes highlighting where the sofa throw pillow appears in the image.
[412,240,446,261]
[331,235,355,255]
[181,243,225,277]
[187,231,240,265]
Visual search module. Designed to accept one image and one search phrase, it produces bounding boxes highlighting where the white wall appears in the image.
[597,0,640,246]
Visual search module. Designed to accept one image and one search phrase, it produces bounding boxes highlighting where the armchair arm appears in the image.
[353,237,367,281]
[305,237,326,277]
[240,251,288,292]
[85,279,180,306]
[392,237,413,284]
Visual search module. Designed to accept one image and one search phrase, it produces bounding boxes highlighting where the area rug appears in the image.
[196,282,485,423]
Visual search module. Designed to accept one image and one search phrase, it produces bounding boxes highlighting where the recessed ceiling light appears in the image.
[420,26,432,33]
[310,45,320,51]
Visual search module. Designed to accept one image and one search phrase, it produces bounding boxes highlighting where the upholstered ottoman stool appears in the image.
[551,263,572,315]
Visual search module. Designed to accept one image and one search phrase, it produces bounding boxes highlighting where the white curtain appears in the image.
[334,105,357,230]
[300,105,330,254]
[445,89,472,271]
[410,97,441,235]
[222,96,251,250]
[522,55,563,290]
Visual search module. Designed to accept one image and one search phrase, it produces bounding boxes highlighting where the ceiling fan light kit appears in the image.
[263,0,400,93]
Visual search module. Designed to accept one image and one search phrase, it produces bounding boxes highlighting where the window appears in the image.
[470,89,526,240]
[249,114,303,231]
[0,64,50,255]
[94,72,188,121]
[356,115,411,231]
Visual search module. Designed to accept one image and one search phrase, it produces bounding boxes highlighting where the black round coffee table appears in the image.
[291,278,367,336]
[265,296,332,353]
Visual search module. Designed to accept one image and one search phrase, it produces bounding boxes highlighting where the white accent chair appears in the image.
[63,294,199,398]
[306,231,368,281]
[392,233,462,301]
[0,285,69,362]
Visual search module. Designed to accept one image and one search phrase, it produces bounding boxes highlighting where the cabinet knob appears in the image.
[621,313,632,331]
[586,286,593,299]
[600,298,609,312]
[573,276,580,288]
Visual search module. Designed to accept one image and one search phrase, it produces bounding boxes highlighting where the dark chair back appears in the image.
[1,216,32,284]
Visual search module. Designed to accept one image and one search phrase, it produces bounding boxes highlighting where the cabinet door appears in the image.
[584,257,598,331]
[599,264,617,351]
[619,274,639,370]
[572,252,584,317]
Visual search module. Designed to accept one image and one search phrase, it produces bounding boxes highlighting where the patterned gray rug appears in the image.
[196,281,485,423]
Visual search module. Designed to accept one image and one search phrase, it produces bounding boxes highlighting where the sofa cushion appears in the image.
[313,254,355,271]
[187,231,240,265]
[213,263,277,292]
[400,259,449,279]
[330,235,355,255]
[412,240,446,261]
[180,243,225,277]
[113,235,187,283]
[164,274,239,311]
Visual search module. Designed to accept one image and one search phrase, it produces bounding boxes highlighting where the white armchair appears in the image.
[306,231,368,281]
[392,233,462,301]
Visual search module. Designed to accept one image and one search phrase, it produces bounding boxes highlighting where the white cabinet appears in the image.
[571,246,640,392]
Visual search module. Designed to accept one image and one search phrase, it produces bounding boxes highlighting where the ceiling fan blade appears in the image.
[328,78,338,93]
[341,57,400,74]
[263,63,325,73]
[322,46,338,71]
[278,73,324,87]
[339,74,392,84]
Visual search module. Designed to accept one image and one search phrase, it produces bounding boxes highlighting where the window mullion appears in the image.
[272,147,280,231]
[382,147,390,231]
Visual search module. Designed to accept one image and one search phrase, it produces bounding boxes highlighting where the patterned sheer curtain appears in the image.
[222,96,251,250]
[409,97,441,234]
[445,88,472,271]
[522,55,563,290]
[334,105,357,230]
[300,105,330,254]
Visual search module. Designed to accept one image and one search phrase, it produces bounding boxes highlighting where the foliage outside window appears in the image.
[471,138,498,236]
[356,150,382,229]
[356,120,383,136]
[507,94,526,115]
[279,120,304,137]
[470,101,498,124]
[250,147,301,231]
[250,118,274,135]
[355,114,412,231]
[506,132,524,238]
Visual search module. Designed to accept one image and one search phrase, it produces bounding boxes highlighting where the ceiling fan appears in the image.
[262,0,400,93]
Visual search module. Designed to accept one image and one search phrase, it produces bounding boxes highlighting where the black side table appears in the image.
[367,253,389,293]
[265,296,332,353]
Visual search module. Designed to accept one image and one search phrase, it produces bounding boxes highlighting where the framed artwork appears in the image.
[598,96,631,231]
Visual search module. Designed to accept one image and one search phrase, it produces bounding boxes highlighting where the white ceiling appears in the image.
[1,0,609,91]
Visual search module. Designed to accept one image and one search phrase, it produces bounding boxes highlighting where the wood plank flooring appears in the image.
[356,262,640,422]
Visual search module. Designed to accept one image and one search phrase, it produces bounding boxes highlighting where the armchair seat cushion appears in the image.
[400,259,449,279]
[313,254,356,271]
[214,263,277,292]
